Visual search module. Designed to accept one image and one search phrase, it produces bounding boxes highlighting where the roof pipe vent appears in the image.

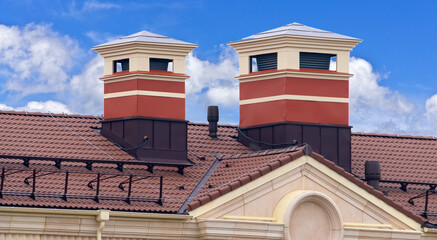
[365,161,381,190]
[207,106,219,138]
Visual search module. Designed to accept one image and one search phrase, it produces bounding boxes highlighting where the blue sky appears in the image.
[0,0,437,135]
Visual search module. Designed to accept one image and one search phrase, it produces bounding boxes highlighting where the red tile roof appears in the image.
[0,111,248,213]
[351,132,437,224]
[0,110,433,225]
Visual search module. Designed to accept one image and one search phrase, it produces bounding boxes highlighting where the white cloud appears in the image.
[0,100,70,113]
[0,23,79,96]
[69,55,104,114]
[86,31,121,44]
[63,0,120,17]
[83,0,120,11]
[348,57,424,134]
[17,101,71,113]
[349,57,414,116]
[186,45,239,106]
[206,85,239,107]
[425,94,437,125]
[0,104,14,111]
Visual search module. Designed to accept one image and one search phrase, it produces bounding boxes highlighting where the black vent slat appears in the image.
[251,53,277,72]
[300,52,335,70]
[150,58,172,71]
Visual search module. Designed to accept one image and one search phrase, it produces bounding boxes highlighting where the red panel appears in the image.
[104,96,138,119]
[240,78,286,100]
[137,96,185,120]
[240,100,348,127]
[240,77,348,100]
[104,96,185,120]
[284,100,348,125]
[240,101,286,128]
[105,79,184,94]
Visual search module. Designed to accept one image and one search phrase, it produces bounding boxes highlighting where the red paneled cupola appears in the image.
[229,23,361,171]
[92,31,197,171]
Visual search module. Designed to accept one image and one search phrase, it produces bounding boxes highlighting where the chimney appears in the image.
[92,31,197,170]
[228,23,361,171]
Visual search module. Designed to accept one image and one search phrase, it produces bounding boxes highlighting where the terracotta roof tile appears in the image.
[0,111,249,213]
[0,110,432,224]
[351,132,437,224]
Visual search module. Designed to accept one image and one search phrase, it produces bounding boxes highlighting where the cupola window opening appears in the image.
[113,59,129,73]
[150,58,173,72]
[250,52,277,72]
[299,52,336,70]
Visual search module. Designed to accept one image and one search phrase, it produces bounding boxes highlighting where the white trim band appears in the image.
[104,90,185,99]
[240,94,349,105]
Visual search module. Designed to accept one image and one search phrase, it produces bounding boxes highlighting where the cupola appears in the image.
[92,31,197,171]
[228,23,361,171]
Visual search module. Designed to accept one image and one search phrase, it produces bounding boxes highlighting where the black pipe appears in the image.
[365,161,381,190]
[207,106,219,138]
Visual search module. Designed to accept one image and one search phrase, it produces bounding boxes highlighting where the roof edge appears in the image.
[353,132,437,140]
[0,110,102,119]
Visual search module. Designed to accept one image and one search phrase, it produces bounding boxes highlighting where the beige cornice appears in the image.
[237,69,352,82]
[228,34,361,54]
[93,41,198,58]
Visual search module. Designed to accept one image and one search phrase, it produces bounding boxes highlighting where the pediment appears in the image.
[189,155,422,239]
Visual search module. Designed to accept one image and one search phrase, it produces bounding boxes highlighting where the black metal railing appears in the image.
[0,167,163,205]
[379,179,437,219]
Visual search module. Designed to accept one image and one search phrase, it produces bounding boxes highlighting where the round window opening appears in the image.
[274,191,343,240]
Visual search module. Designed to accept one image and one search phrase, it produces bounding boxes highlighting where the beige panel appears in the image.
[337,52,350,73]
[130,53,149,71]
[277,48,299,70]
[239,53,250,75]
[173,57,185,74]
[104,59,113,75]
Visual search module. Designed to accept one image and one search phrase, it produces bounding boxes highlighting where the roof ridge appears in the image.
[220,146,303,160]
[352,132,437,140]
[0,109,102,119]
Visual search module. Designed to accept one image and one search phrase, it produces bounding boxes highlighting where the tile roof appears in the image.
[0,111,248,213]
[352,132,437,224]
[242,22,360,41]
[0,110,433,225]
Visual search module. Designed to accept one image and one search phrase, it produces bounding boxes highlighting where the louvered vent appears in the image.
[150,58,173,71]
[300,52,335,70]
[113,59,129,73]
[250,53,277,72]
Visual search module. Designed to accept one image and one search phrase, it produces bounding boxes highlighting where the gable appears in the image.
[189,154,423,239]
